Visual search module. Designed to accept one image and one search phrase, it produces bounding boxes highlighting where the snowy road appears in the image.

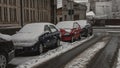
[64,36,110,68]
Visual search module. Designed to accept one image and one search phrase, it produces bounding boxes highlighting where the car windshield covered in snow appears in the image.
[19,23,44,33]
[56,21,74,29]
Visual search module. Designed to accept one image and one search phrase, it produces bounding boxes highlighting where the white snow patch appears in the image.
[0,33,12,41]
[116,49,120,68]
[86,11,95,16]
[107,31,120,33]
[64,41,107,68]
[105,25,120,28]
[17,35,94,68]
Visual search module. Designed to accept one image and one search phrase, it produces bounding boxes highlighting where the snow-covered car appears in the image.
[12,23,61,54]
[75,20,93,37]
[56,21,81,42]
[0,33,14,68]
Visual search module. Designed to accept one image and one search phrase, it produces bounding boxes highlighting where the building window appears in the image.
[0,0,1,4]
[33,10,35,21]
[13,0,16,6]
[30,0,33,8]
[24,9,29,22]
[3,0,7,4]
[30,10,32,22]
[0,7,2,21]
[64,15,67,21]
[4,7,8,22]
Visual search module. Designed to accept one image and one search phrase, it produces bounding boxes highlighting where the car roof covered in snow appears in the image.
[56,21,75,29]
[19,22,54,33]
[75,20,89,29]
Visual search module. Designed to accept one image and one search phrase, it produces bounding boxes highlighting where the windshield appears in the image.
[19,24,44,33]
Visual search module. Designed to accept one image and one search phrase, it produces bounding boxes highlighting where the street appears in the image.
[6,27,120,68]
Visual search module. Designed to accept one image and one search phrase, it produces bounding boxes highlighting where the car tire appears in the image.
[0,53,7,68]
[38,44,44,54]
[56,39,60,47]
[90,32,93,36]
[78,34,81,40]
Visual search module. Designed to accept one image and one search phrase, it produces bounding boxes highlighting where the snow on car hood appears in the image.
[64,29,71,33]
[0,33,12,41]
[12,32,43,47]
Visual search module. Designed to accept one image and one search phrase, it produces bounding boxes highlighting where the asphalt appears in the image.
[33,35,104,68]
[87,36,119,68]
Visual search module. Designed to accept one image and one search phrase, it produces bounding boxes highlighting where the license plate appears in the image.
[15,47,23,49]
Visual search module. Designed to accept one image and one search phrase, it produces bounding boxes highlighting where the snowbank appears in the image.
[17,35,94,68]
[0,33,12,41]
[105,25,120,28]
[65,42,107,68]
[116,49,120,68]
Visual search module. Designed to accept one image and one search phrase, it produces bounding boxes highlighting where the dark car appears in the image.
[75,20,93,37]
[0,36,14,68]
[12,23,61,54]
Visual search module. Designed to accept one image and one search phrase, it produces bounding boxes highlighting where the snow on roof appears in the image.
[19,23,52,33]
[86,11,95,16]
[0,33,11,41]
[56,21,75,29]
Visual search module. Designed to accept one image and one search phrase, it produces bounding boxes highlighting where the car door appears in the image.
[49,25,59,46]
[73,22,80,39]
[43,25,52,47]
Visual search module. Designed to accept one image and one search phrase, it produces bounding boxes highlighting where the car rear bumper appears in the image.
[61,35,72,41]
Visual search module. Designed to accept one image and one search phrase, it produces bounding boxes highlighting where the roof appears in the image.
[86,11,95,16]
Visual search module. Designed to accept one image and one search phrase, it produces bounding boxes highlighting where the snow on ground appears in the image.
[0,33,12,41]
[116,49,120,68]
[105,25,120,28]
[107,31,120,33]
[64,37,109,68]
[16,35,94,68]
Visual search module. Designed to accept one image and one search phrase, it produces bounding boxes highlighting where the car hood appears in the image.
[63,28,71,33]
[12,32,43,47]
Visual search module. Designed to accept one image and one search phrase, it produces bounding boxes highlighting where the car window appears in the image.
[73,22,79,28]
[44,25,51,33]
[49,25,58,32]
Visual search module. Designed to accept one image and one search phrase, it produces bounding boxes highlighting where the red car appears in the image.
[56,21,81,42]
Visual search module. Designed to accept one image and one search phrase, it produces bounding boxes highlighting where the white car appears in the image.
[12,23,60,55]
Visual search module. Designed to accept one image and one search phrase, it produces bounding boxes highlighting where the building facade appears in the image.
[112,0,120,19]
[62,0,87,21]
[57,7,62,22]
[89,0,120,19]
[95,2,112,19]
[0,0,57,27]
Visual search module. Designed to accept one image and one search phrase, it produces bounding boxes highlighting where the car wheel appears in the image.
[0,53,7,68]
[78,34,81,40]
[90,32,93,36]
[56,39,60,47]
[38,44,44,54]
